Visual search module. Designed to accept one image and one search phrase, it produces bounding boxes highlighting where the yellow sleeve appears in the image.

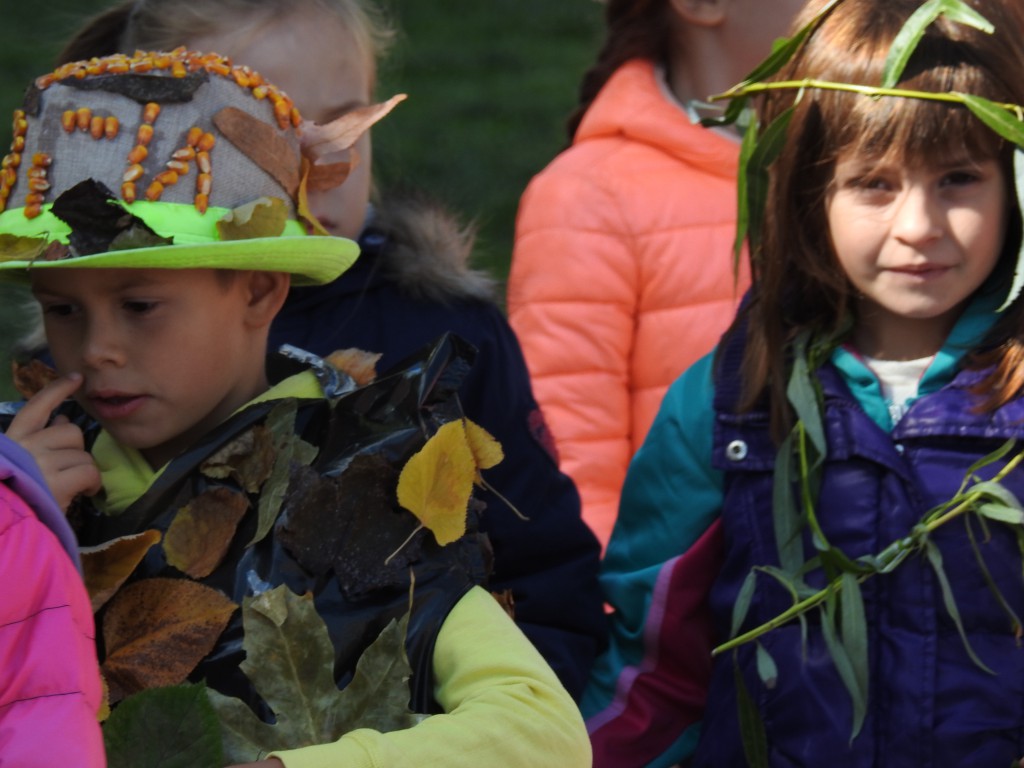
[271,586,591,768]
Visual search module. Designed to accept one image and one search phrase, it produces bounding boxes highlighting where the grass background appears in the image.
[0,0,605,398]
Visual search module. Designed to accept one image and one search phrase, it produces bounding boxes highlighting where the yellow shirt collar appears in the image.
[95,370,323,515]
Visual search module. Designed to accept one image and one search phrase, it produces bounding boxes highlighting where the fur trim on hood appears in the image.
[368,191,497,304]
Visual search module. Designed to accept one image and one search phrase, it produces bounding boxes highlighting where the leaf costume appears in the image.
[74,336,488,708]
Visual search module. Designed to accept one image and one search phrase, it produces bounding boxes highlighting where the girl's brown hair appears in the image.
[731,0,1024,438]
[565,0,670,141]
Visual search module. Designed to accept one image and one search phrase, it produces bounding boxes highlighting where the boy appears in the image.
[0,50,589,767]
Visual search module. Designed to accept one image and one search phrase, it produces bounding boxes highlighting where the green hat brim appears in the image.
[0,202,359,286]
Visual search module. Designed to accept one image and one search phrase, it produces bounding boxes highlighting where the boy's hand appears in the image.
[6,372,101,511]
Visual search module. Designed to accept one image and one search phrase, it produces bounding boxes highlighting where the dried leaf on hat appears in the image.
[0,233,47,263]
[101,577,236,704]
[324,348,382,387]
[102,683,223,768]
[200,426,276,493]
[277,457,420,595]
[297,157,330,236]
[80,529,162,612]
[216,197,289,241]
[51,179,171,256]
[305,157,356,193]
[11,357,58,400]
[206,585,420,763]
[214,106,301,196]
[164,487,250,579]
[62,70,209,104]
[299,94,407,162]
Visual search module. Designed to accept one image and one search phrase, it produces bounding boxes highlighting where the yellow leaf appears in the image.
[164,487,250,578]
[463,418,504,473]
[216,197,288,241]
[396,420,475,546]
[0,233,47,263]
[81,530,162,612]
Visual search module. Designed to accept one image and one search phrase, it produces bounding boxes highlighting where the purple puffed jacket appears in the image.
[0,434,105,767]
[697,339,1024,766]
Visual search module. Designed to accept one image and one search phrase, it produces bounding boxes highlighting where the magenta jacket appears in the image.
[0,434,105,766]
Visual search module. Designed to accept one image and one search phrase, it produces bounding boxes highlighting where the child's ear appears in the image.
[242,270,290,329]
[670,0,729,27]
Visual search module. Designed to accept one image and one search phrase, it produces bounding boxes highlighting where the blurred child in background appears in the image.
[508,0,803,547]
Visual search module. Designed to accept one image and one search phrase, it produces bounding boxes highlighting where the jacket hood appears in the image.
[574,58,739,181]
[365,192,497,304]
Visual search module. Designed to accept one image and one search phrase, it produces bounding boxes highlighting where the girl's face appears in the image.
[33,268,276,468]
[826,148,1008,359]
[190,11,375,239]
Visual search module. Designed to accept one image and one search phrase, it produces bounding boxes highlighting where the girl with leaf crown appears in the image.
[585,0,1024,765]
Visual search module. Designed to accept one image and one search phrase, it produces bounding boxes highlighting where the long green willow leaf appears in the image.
[881,0,993,87]
[756,642,778,689]
[773,431,806,575]
[839,572,869,737]
[734,655,769,768]
[1000,150,1024,310]
[965,516,1023,636]
[925,540,995,674]
[820,593,867,740]
[960,94,1024,147]
[731,570,760,639]
[734,111,760,265]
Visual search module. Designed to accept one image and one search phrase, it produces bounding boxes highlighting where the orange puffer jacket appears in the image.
[508,58,750,548]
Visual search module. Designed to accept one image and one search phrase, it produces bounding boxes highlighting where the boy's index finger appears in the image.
[6,373,83,439]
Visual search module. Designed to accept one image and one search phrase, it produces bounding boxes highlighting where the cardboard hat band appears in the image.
[0,50,358,284]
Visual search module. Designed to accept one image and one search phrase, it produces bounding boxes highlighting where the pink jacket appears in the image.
[0,437,105,767]
[508,59,750,547]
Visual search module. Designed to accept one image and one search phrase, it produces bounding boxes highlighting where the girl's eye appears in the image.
[942,170,979,187]
[852,175,892,191]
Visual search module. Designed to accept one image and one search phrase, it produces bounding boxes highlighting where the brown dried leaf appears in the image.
[12,358,58,400]
[164,487,250,579]
[200,426,276,493]
[277,457,418,596]
[325,348,382,387]
[299,94,407,162]
[305,159,354,193]
[101,578,236,704]
[80,529,162,612]
[216,197,288,241]
[214,106,301,196]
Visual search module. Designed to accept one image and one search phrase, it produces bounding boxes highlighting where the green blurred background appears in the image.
[0,0,604,398]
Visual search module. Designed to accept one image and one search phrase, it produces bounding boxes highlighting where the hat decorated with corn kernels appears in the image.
[0,48,404,284]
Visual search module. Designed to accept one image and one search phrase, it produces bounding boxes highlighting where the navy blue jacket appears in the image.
[268,212,607,699]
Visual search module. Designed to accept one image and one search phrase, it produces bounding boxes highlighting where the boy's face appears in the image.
[189,11,374,240]
[32,267,272,467]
